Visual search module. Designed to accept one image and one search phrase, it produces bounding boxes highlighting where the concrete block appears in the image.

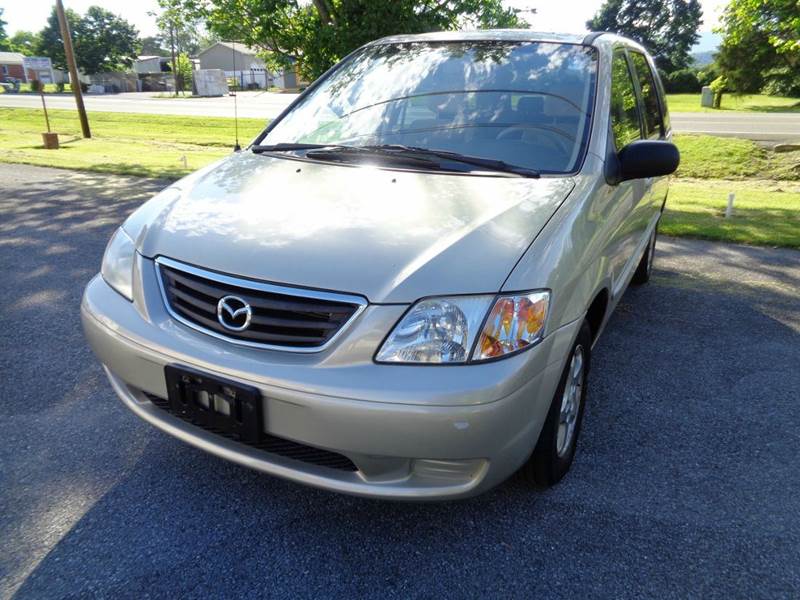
[195,69,229,97]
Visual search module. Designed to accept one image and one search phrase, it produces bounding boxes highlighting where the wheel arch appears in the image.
[585,288,609,343]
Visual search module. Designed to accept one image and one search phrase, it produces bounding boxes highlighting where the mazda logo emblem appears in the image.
[217,295,252,331]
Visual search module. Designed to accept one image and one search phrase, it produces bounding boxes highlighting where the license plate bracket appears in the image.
[164,365,262,443]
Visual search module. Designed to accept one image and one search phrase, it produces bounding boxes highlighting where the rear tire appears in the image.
[631,225,658,285]
[522,320,592,488]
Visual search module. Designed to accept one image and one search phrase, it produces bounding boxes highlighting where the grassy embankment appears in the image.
[0,107,265,178]
[0,107,798,247]
[665,93,800,113]
[664,135,799,247]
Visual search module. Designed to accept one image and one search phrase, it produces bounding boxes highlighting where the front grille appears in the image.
[145,393,358,472]
[156,258,365,350]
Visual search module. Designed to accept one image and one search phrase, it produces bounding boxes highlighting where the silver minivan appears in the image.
[82,31,679,500]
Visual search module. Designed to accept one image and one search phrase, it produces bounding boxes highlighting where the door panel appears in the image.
[630,51,669,238]
[606,49,647,294]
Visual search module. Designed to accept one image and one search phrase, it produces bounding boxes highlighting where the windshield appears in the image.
[259,41,598,174]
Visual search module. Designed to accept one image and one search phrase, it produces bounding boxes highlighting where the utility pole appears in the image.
[55,0,90,138]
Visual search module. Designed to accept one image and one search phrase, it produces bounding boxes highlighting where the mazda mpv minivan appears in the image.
[82,31,679,500]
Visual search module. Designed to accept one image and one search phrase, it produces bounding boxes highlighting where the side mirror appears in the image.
[618,140,680,182]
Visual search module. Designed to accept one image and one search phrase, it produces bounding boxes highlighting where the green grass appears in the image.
[662,179,800,248]
[674,134,800,180]
[0,107,266,178]
[666,93,800,113]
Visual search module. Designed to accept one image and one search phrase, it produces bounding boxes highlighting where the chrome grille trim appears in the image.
[154,256,368,352]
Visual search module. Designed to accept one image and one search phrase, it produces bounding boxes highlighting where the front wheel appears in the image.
[522,320,591,487]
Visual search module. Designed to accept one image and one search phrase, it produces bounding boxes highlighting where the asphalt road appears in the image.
[3,92,800,141]
[670,111,800,142]
[0,91,295,120]
[1,164,799,598]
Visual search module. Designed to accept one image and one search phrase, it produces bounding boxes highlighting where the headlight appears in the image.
[376,290,550,364]
[101,227,135,301]
[376,295,494,363]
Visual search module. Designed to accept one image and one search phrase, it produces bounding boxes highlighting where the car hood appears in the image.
[135,152,574,303]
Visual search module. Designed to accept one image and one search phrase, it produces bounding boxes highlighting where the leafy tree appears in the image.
[0,7,10,51]
[156,0,205,57]
[72,6,140,74]
[9,30,42,54]
[716,0,800,96]
[176,0,530,80]
[587,0,703,73]
[36,6,139,74]
[36,7,80,71]
[721,0,800,56]
[716,27,777,93]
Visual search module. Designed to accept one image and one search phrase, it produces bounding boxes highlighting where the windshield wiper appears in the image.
[252,142,439,170]
[304,145,440,168]
[363,145,541,178]
[253,142,540,178]
[251,142,351,153]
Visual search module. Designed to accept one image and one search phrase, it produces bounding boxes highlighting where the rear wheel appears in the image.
[632,225,658,285]
[522,320,591,487]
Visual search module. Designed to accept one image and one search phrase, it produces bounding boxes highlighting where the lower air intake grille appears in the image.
[145,393,358,472]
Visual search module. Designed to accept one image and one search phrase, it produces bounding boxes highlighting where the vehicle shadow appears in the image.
[3,167,800,597]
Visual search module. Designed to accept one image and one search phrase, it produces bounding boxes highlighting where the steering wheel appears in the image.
[497,124,574,156]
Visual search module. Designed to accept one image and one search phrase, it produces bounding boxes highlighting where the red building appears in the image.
[0,52,27,80]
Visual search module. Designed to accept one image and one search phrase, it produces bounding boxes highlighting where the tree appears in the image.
[9,31,42,54]
[36,6,139,74]
[155,0,205,57]
[72,6,140,74]
[175,52,193,92]
[155,0,204,95]
[175,0,531,80]
[716,27,778,93]
[0,7,10,51]
[36,7,80,71]
[587,0,703,73]
[716,0,800,96]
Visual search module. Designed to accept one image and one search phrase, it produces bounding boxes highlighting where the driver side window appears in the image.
[609,51,642,150]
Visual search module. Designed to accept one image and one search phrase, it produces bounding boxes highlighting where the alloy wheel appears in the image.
[556,345,585,457]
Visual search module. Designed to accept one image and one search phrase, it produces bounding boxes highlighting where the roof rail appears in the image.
[582,32,607,45]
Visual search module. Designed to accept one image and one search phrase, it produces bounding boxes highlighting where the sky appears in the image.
[3,0,725,50]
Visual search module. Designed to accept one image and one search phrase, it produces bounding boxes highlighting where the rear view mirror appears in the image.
[618,140,680,182]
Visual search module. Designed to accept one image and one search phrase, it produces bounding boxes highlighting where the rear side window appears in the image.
[609,51,641,149]
[630,52,664,138]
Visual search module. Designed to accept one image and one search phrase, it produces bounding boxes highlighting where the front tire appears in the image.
[522,320,591,488]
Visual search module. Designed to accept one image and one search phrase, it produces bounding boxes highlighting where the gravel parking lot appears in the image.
[1,164,799,598]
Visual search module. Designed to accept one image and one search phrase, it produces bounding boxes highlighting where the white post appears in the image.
[725,192,735,218]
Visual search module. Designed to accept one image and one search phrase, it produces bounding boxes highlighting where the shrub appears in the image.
[665,69,702,93]
[175,53,193,94]
[710,76,727,108]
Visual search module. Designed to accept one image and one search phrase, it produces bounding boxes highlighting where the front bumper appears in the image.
[81,257,580,500]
